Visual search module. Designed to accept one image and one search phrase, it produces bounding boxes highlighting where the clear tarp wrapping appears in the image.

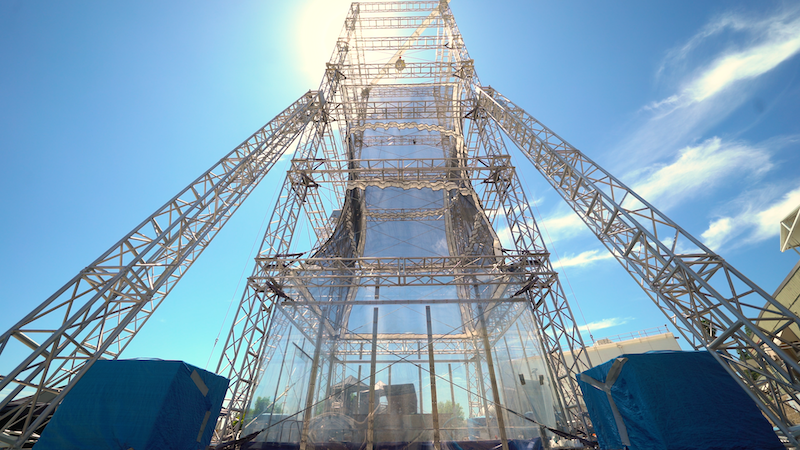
[240,4,563,449]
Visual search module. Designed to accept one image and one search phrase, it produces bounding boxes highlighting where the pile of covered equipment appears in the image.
[577,351,784,450]
[35,359,228,450]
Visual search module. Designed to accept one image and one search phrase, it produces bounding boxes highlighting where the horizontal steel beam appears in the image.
[339,62,464,80]
[357,2,441,14]
[355,15,443,29]
[279,297,526,305]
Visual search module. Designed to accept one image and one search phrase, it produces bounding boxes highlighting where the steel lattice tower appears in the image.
[2,2,800,449]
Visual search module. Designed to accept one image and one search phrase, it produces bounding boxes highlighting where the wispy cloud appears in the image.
[701,217,734,251]
[495,210,586,249]
[700,186,800,251]
[554,249,614,269]
[754,188,800,239]
[657,14,754,79]
[495,225,513,249]
[616,5,800,171]
[600,5,800,258]
[579,317,632,333]
[538,212,585,243]
[754,188,800,240]
[631,137,772,209]
[650,6,800,112]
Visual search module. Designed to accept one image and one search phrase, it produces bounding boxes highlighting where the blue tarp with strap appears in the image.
[577,351,783,450]
[35,359,228,450]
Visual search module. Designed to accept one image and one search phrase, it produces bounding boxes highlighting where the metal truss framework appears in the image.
[215,2,589,445]
[474,86,800,443]
[0,91,321,447]
[1,1,798,448]
[436,4,592,434]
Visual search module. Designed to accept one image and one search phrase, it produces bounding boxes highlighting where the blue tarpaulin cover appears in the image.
[35,359,228,450]
[577,351,783,450]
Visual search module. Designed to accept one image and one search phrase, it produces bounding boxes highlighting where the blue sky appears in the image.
[1,0,799,371]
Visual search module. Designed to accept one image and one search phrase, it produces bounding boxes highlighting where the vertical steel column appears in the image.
[367,308,379,450]
[266,328,293,441]
[477,304,509,450]
[448,363,456,442]
[299,319,326,450]
[388,365,393,413]
[465,356,476,418]
[426,306,442,450]
[514,323,541,427]
[474,357,491,437]
[358,342,364,385]
[418,342,424,413]
[448,364,456,406]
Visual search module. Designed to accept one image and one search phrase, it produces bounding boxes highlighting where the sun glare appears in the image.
[294,0,354,87]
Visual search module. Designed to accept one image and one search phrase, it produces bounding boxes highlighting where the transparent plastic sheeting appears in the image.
[243,65,559,447]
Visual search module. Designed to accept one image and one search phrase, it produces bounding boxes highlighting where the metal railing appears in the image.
[593,326,673,345]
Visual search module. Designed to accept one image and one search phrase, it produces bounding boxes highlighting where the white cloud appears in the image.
[495,211,586,249]
[701,217,734,252]
[495,225,513,249]
[538,213,585,243]
[603,6,800,258]
[617,6,800,171]
[579,317,631,333]
[555,249,614,269]
[753,187,800,241]
[694,18,800,102]
[699,186,800,250]
[658,16,743,75]
[631,137,772,209]
[650,7,800,111]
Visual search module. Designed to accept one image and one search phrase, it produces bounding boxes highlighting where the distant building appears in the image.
[764,261,800,345]
[758,201,800,360]
[756,203,800,425]
[493,326,681,435]
[573,327,681,368]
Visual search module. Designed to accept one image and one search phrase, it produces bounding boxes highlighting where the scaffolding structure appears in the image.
[2,2,800,449]
[214,3,590,448]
